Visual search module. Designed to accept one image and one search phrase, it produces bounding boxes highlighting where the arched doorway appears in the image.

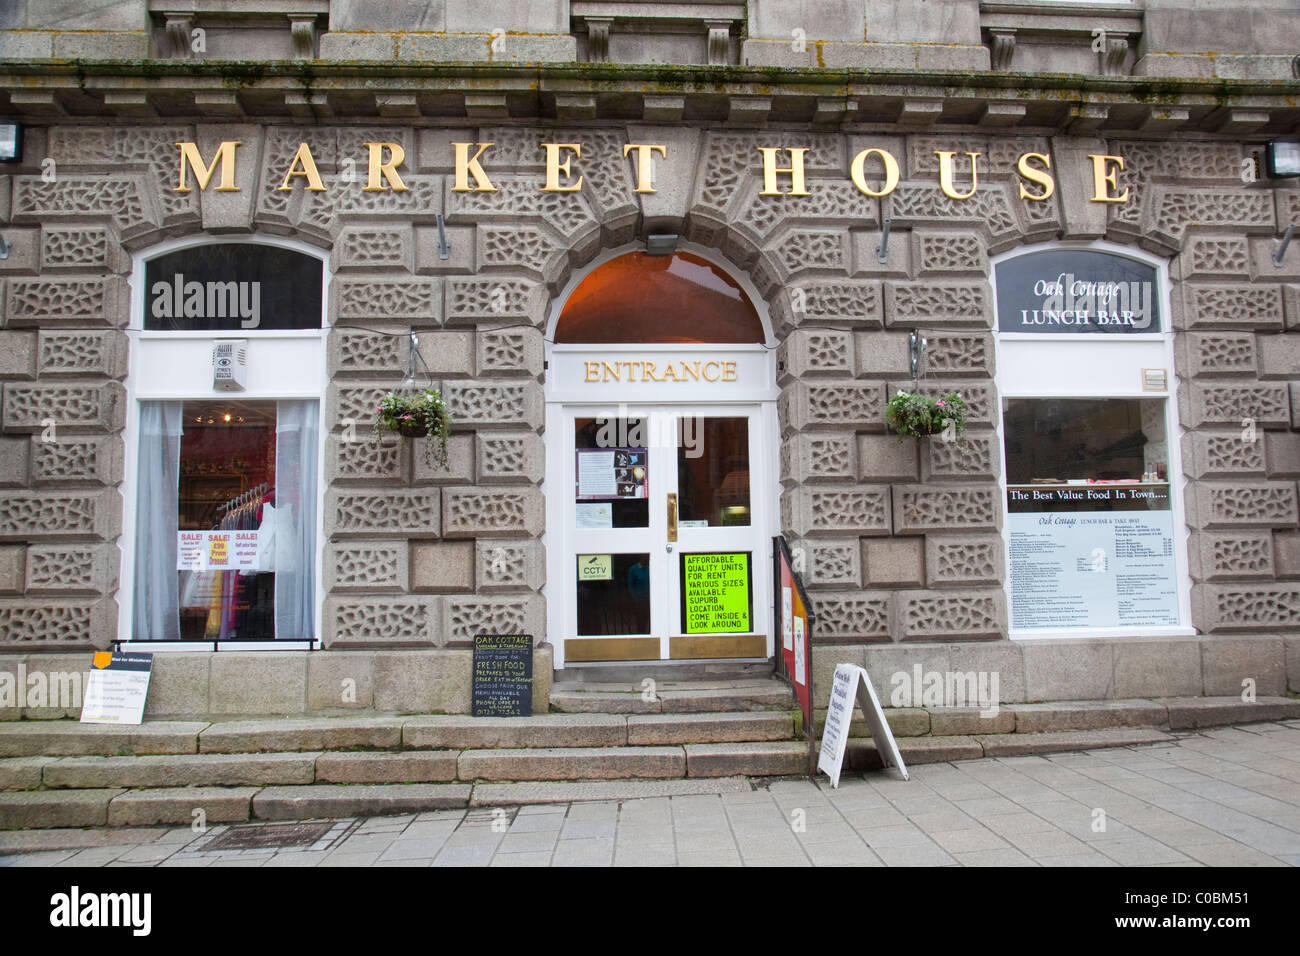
[544,246,780,668]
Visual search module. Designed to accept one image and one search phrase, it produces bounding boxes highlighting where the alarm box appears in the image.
[212,339,248,391]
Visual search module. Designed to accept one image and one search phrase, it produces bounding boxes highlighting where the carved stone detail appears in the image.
[31,439,119,485]
[6,279,116,327]
[0,494,112,540]
[893,486,998,533]
[38,332,126,378]
[2,383,121,431]
[334,278,440,322]
[785,281,882,328]
[1183,333,1256,376]
[803,540,861,588]
[923,333,992,376]
[337,226,410,269]
[1193,433,1265,477]
[810,592,891,641]
[330,491,441,537]
[41,228,111,270]
[329,598,438,646]
[443,488,540,537]
[1186,285,1284,330]
[333,331,405,376]
[333,439,403,482]
[1207,533,1273,579]
[329,544,406,591]
[927,434,996,478]
[898,590,1002,640]
[443,381,540,429]
[446,596,538,645]
[886,181,1020,241]
[1192,383,1290,428]
[1150,189,1274,245]
[446,278,543,324]
[886,282,991,328]
[1198,483,1299,528]
[450,177,598,240]
[0,604,103,646]
[25,546,105,592]
[1203,584,1300,631]
[926,536,1001,585]
[915,232,987,274]
[1185,237,1250,276]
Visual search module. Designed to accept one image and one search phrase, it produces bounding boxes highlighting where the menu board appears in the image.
[81,652,153,725]
[681,552,751,634]
[177,530,259,571]
[472,633,533,717]
[1008,484,1179,628]
[575,448,647,500]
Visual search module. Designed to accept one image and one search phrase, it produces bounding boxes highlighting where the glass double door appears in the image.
[562,404,769,663]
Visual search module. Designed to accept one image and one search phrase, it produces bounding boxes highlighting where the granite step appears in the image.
[550,679,795,714]
[37,752,321,790]
[469,777,753,806]
[252,784,473,820]
[458,746,687,782]
[0,721,209,758]
[684,740,809,778]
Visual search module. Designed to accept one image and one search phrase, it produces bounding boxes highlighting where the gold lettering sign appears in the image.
[176,140,1129,206]
[583,359,738,383]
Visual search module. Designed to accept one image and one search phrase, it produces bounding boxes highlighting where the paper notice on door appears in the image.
[576,450,617,499]
[782,586,793,650]
[793,615,805,684]
[575,502,613,529]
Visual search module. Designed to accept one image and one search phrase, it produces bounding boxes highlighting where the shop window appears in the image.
[994,243,1187,637]
[133,399,319,641]
[1003,398,1177,629]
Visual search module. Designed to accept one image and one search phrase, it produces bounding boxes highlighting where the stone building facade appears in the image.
[0,0,1298,719]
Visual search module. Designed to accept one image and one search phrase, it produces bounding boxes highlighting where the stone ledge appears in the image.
[976,727,1174,757]
[252,783,472,820]
[106,787,257,827]
[0,788,123,829]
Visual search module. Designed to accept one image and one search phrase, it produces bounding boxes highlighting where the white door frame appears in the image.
[542,244,780,669]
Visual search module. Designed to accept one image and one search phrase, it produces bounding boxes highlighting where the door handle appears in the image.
[667,493,677,542]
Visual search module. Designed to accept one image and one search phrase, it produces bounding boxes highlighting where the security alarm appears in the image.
[212,339,248,391]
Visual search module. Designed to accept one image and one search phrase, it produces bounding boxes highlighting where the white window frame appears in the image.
[116,235,330,651]
[991,239,1196,641]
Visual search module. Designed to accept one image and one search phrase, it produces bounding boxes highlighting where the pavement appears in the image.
[1,720,1298,867]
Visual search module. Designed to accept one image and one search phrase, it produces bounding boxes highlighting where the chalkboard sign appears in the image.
[472,633,533,717]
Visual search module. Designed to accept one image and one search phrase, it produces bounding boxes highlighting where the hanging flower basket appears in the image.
[373,389,452,468]
[886,390,968,440]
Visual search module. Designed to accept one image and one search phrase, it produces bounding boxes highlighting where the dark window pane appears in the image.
[678,417,749,527]
[576,553,651,635]
[143,244,323,331]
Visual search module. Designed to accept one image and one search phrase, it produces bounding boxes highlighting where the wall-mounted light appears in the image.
[0,234,10,260]
[1265,140,1300,179]
[0,121,21,163]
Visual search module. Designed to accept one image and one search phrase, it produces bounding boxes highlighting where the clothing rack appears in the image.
[215,482,268,517]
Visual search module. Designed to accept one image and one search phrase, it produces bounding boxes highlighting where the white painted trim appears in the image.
[116,641,318,653]
[117,235,330,648]
[990,239,1195,640]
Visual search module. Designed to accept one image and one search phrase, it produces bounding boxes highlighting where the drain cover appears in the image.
[203,821,335,851]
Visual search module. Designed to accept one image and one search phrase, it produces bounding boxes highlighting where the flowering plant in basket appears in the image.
[373,389,451,468]
[886,390,968,439]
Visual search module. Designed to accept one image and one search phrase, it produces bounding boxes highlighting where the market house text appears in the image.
[174,140,1132,203]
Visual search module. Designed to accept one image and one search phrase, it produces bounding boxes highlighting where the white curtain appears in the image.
[134,402,184,640]
[275,400,319,640]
